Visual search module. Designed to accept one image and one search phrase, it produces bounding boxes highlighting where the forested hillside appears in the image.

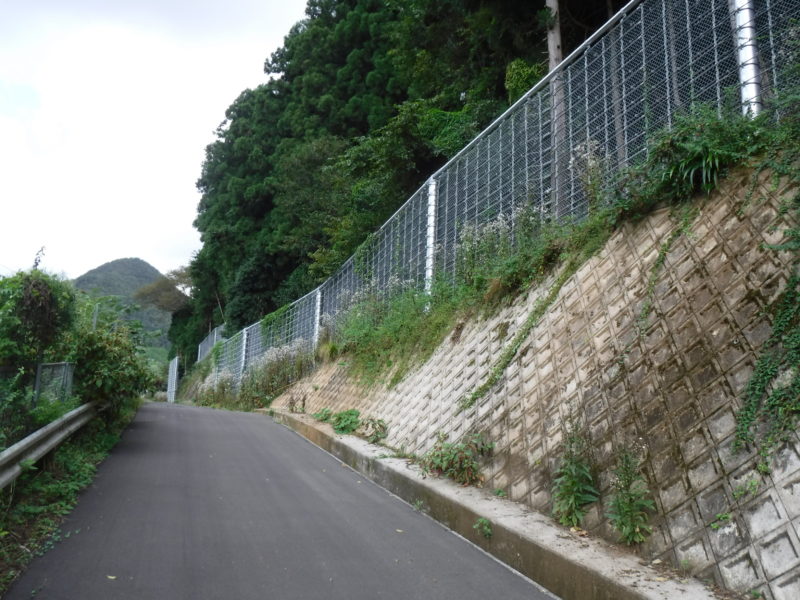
[74,258,172,348]
[171,0,625,363]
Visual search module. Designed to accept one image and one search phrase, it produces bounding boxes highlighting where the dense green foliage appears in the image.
[0,270,76,375]
[0,269,154,449]
[172,0,622,364]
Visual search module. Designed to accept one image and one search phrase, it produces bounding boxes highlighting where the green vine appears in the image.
[732,86,800,469]
[260,303,292,337]
[635,204,698,337]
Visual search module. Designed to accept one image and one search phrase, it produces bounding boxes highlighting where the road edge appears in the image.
[264,409,717,600]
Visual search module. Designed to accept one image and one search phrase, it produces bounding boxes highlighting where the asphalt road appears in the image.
[5,403,557,600]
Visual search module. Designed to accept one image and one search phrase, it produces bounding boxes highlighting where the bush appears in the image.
[67,326,152,423]
[0,270,76,380]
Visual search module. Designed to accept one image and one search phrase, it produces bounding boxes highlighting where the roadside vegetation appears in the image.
[0,265,154,593]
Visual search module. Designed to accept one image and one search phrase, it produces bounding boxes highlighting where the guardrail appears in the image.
[0,402,97,490]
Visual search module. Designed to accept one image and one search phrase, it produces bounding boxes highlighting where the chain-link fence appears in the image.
[197,325,226,363]
[33,362,74,406]
[202,0,799,388]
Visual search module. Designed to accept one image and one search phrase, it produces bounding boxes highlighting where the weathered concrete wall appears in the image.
[274,169,799,598]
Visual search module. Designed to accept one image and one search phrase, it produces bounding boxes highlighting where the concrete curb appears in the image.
[264,409,717,600]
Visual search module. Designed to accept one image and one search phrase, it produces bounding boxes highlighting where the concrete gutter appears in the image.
[265,409,718,600]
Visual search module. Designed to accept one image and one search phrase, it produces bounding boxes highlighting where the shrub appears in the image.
[67,326,152,423]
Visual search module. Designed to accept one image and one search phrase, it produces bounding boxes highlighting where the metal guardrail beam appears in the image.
[0,402,97,490]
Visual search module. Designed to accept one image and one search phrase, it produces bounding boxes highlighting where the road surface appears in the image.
[5,403,557,600]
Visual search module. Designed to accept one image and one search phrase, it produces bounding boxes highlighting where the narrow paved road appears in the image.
[5,403,557,600]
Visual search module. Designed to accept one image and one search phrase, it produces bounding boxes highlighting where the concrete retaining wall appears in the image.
[274,169,799,598]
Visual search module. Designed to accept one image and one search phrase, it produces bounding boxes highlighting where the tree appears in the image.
[134,272,190,313]
[0,270,76,375]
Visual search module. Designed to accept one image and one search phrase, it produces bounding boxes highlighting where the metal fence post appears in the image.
[167,357,179,403]
[424,178,438,295]
[731,0,762,116]
[239,327,249,385]
[313,288,322,349]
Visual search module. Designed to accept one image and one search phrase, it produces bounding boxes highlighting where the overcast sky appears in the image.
[0,0,308,279]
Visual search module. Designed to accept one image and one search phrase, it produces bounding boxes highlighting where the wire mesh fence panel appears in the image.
[200,0,796,391]
[754,0,800,99]
[320,255,364,325]
[166,357,179,403]
[214,329,244,384]
[34,363,74,406]
[197,325,225,363]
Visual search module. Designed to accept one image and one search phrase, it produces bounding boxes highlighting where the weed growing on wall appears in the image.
[552,421,598,528]
[337,279,465,386]
[473,517,493,539]
[731,86,800,470]
[312,407,333,422]
[360,417,388,444]
[418,432,493,487]
[331,409,360,434]
[606,446,654,544]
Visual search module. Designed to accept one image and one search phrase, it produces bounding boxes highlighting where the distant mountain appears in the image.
[74,258,171,348]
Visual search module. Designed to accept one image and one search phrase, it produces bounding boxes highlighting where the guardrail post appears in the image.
[732,0,762,116]
[424,178,438,295]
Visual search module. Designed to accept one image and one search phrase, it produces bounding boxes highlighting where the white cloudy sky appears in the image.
[0,0,308,279]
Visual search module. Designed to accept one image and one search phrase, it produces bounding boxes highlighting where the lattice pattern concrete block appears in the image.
[757,527,800,579]
[272,173,798,595]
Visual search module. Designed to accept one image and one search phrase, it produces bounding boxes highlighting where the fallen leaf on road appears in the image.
[655,577,667,582]
[396,529,404,533]
[106,575,116,580]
